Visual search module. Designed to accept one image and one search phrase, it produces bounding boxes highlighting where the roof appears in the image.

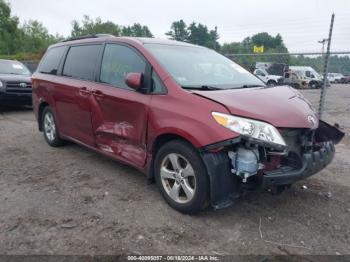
[52,35,202,49]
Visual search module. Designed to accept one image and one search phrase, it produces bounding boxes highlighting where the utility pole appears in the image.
[318,14,335,119]
[318,38,328,57]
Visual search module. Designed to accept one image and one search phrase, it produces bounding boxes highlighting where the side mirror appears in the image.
[125,72,142,90]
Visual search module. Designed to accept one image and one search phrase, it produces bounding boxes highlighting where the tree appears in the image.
[121,23,153,37]
[71,15,121,37]
[18,20,59,53]
[166,20,220,49]
[0,1,59,56]
[221,32,290,70]
[166,20,189,41]
[243,32,288,53]
[0,0,21,55]
[71,16,153,38]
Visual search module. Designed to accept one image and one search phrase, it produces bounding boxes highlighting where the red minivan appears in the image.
[32,35,343,214]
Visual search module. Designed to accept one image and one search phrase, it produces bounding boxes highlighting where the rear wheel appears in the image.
[154,140,209,214]
[42,106,64,147]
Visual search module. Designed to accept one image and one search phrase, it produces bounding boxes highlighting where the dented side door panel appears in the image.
[88,81,151,167]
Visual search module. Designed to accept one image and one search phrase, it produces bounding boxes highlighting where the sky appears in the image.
[8,0,350,52]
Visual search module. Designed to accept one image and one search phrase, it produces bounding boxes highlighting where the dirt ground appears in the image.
[0,84,349,256]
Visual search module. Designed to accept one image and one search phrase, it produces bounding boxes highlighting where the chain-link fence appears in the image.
[225,51,350,117]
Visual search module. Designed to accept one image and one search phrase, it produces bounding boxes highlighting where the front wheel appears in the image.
[154,140,209,214]
[267,80,277,87]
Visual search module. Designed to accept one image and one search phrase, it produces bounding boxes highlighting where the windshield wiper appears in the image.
[182,85,222,91]
[240,84,265,88]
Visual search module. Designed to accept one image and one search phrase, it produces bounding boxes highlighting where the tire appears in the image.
[267,80,276,87]
[292,83,300,89]
[309,81,317,89]
[42,106,64,147]
[154,140,209,214]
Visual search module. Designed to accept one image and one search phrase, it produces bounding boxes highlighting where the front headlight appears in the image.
[0,80,3,88]
[212,112,286,146]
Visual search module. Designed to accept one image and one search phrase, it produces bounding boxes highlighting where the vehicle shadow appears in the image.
[0,105,33,112]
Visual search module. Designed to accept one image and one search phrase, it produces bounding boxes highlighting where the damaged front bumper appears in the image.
[200,120,344,210]
[261,141,334,188]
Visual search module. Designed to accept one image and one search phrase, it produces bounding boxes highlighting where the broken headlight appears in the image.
[212,112,286,146]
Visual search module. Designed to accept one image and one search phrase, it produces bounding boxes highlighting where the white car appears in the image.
[253,68,281,86]
[328,73,345,83]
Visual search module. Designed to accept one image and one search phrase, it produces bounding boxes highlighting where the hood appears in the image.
[192,85,318,129]
[0,74,32,83]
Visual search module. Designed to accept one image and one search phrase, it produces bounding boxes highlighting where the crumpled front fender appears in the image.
[315,120,344,144]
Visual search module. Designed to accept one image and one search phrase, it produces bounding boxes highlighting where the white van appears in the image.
[289,66,322,88]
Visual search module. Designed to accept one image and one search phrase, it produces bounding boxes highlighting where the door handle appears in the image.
[79,87,91,96]
[92,90,104,98]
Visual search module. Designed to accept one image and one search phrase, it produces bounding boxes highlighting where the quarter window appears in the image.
[63,45,101,81]
[152,70,166,94]
[100,44,146,89]
[38,46,67,75]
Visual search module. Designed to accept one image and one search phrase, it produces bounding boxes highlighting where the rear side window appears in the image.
[38,46,66,75]
[63,45,101,81]
[100,44,146,89]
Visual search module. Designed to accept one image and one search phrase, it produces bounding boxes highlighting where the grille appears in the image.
[5,81,32,94]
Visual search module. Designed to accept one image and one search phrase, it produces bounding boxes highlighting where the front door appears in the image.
[89,43,151,167]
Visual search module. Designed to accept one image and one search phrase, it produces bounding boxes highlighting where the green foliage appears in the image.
[17,20,60,53]
[121,23,153,37]
[166,20,220,50]
[221,32,288,54]
[71,16,153,38]
[71,15,121,37]
[0,0,60,56]
[166,20,189,41]
[0,0,21,55]
[0,51,42,61]
[290,55,350,75]
[221,32,290,71]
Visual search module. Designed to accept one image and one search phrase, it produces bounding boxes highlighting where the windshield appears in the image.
[144,44,264,89]
[310,69,321,78]
[0,60,31,76]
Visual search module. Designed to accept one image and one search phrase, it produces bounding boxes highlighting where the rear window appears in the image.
[63,45,101,81]
[38,46,66,75]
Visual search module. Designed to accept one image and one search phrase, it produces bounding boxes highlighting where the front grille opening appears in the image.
[281,151,303,169]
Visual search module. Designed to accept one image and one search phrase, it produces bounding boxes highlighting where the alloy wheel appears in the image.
[44,112,56,142]
[160,153,196,204]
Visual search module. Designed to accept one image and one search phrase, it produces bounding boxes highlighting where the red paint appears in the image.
[32,37,318,174]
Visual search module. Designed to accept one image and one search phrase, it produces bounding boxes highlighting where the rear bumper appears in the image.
[262,141,335,188]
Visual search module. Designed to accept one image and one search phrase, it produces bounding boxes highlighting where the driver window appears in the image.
[100,44,146,89]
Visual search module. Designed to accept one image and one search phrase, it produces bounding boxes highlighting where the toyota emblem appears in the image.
[19,83,27,88]
[307,115,317,127]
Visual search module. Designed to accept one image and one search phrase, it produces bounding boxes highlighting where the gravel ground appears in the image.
[0,84,349,256]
